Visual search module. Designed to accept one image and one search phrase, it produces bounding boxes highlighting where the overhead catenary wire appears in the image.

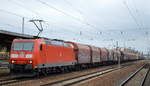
[130,0,148,53]
[63,0,83,15]
[131,0,145,29]
[123,0,141,29]
[0,8,43,34]
[36,0,99,31]
[0,0,146,32]
[0,8,147,34]
[0,0,144,42]
[0,2,58,35]
[7,0,92,35]
[63,0,104,33]
[1,0,134,36]
[0,9,31,30]
[0,23,20,29]
[130,0,148,55]
[32,0,103,40]
[0,9,28,18]
[123,0,148,54]
[8,0,39,17]
[63,0,87,22]
[7,0,51,26]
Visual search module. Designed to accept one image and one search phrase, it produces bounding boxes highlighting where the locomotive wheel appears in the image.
[41,68,47,76]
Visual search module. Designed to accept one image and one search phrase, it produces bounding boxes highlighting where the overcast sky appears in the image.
[0,0,149,53]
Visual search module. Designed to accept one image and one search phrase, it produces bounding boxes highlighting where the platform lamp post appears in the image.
[22,17,24,34]
[116,41,120,68]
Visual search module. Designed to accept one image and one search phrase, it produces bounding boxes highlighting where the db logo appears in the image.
[20,52,24,57]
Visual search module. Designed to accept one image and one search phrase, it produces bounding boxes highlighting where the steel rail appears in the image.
[119,63,147,86]
[42,62,135,86]
[140,64,150,86]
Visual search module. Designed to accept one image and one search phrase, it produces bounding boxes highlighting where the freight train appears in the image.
[9,38,143,74]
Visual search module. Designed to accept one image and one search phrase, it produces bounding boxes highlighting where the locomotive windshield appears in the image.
[12,42,34,51]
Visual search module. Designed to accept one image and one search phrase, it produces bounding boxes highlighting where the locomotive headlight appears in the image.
[11,54,18,58]
[29,60,32,64]
[26,54,32,58]
[11,60,16,63]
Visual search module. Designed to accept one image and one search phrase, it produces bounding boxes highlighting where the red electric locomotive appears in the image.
[10,38,76,74]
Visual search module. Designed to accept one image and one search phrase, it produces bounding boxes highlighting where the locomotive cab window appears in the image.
[12,42,34,51]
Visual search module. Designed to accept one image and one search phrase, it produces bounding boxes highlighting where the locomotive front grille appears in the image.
[10,64,33,71]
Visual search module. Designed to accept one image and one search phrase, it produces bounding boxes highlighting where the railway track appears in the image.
[1,68,116,86]
[1,67,116,86]
[140,63,150,86]
[42,61,139,86]
[0,61,144,86]
[0,76,26,86]
[42,68,117,86]
[0,74,35,86]
[0,78,21,86]
[119,63,149,86]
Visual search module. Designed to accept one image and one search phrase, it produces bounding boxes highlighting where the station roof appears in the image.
[0,30,34,48]
[0,30,34,38]
[0,29,64,49]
